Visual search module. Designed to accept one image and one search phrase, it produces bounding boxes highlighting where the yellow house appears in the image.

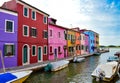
[67,29,76,57]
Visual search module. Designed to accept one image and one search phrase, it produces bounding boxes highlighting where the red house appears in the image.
[2,0,49,66]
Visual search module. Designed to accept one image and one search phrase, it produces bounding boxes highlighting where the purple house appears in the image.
[0,8,18,68]
[48,18,68,60]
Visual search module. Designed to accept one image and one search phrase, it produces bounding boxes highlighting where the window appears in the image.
[32,10,36,20]
[31,28,37,37]
[43,30,48,38]
[58,32,61,38]
[50,30,52,37]
[67,34,70,40]
[32,45,36,56]
[44,46,47,55]
[23,7,29,17]
[4,44,15,56]
[64,31,67,40]
[43,16,47,24]
[5,20,14,33]
[23,25,29,36]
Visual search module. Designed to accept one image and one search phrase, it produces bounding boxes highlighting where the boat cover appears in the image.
[0,72,17,83]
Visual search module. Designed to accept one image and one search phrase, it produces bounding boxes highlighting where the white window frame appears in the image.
[5,19,14,33]
[32,45,36,56]
[4,43,15,57]
[43,16,47,24]
[31,27,37,38]
[44,45,47,55]
[23,25,29,37]
[23,6,29,18]
[31,10,36,20]
[43,30,48,39]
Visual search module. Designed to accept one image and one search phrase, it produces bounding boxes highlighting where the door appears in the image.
[64,49,66,57]
[38,47,42,62]
[23,45,29,65]
[54,48,57,59]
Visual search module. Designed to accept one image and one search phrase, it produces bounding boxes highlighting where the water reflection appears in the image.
[24,48,120,83]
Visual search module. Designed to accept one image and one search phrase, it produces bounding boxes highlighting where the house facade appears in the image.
[71,28,81,56]
[83,30,95,54]
[80,33,86,55]
[48,18,67,60]
[94,32,99,52]
[2,0,49,66]
[67,29,76,56]
[84,34,89,54]
[0,8,18,68]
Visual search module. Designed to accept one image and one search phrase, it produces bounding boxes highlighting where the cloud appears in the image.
[0,0,120,45]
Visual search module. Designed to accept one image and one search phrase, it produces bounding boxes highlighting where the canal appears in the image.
[24,48,120,83]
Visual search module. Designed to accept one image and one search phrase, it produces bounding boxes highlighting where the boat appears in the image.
[93,52,101,56]
[73,57,85,63]
[0,70,32,83]
[114,51,120,57]
[0,50,32,83]
[91,61,119,82]
[44,60,69,72]
[107,56,119,62]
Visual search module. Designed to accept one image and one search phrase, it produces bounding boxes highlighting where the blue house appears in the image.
[80,30,95,54]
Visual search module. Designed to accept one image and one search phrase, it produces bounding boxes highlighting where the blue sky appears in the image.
[0,0,120,46]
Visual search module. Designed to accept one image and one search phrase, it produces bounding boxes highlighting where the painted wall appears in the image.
[0,8,18,68]
[75,32,81,56]
[85,34,89,54]
[2,0,49,66]
[84,31,95,54]
[48,23,67,60]
[80,33,86,55]
[67,30,76,56]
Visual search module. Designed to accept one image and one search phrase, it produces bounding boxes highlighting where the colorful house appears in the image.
[80,32,86,55]
[81,29,95,54]
[71,28,81,56]
[0,7,18,68]
[94,32,99,52]
[2,0,49,66]
[67,29,76,56]
[48,18,67,60]
[84,34,89,54]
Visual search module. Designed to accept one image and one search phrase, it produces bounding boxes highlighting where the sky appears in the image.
[0,0,120,46]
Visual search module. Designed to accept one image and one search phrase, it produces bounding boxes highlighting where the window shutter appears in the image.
[4,45,7,56]
[12,45,15,55]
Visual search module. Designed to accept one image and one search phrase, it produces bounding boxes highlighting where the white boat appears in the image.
[0,50,32,83]
[45,60,69,72]
[0,70,32,83]
[73,57,85,63]
[91,61,119,82]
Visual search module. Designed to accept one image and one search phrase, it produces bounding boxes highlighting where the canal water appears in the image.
[24,48,120,83]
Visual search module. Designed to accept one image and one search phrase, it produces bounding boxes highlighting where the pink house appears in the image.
[80,33,86,55]
[84,34,89,54]
[48,18,67,60]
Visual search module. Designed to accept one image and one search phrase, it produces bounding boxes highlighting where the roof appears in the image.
[17,0,49,16]
[0,7,17,13]
[49,23,69,30]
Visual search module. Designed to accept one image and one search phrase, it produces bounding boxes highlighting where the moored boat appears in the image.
[91,61,119,82]
[44,60,69,72]
[73,57,85,63]
[107,56,119,62]
[93,52,101,56]
[0,70,32,83]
